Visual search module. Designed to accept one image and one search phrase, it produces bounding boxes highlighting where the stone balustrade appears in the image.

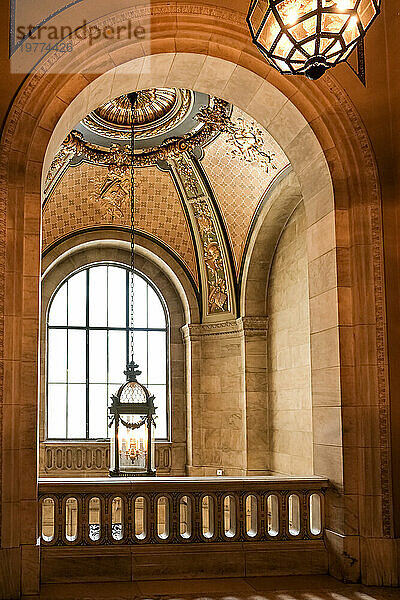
[39,441,172,477]
[38,476,328,547]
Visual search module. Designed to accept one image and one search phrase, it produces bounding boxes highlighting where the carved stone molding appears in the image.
[39,441,172,477]
[323,74,392,538]
[238,316,269,337]
[181,316,268,341]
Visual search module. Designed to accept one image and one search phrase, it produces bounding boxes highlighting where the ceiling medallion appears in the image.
[82,88,193,140]
[60,98,231,170]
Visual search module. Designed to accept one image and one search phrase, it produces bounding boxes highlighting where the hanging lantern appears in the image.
[109,361,156,477]
[247,0,381,79]
[108,92,157,477]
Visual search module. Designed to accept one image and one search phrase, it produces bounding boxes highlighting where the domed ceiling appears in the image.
[43,87,291,320]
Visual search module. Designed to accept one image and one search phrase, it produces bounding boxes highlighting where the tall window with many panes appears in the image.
[46,264,169,440]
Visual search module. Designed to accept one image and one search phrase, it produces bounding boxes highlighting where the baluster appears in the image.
[171,494,179,541]
[237,492,244,540]
[279,492,287,539]
[104,495,112,543]
[149,494,156,542]
[215,493,223,541]
[300,492,308,538]
[260,492,267,540]
[192,493,201,542]
[126,494,133,542]
[81,496,89,544]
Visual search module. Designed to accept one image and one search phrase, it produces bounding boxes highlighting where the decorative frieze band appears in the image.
[181,316,268,341]
[39,441,172,477]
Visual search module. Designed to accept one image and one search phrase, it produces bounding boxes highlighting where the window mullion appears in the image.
[86,268,90,439]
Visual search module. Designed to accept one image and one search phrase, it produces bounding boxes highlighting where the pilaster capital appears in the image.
[238,316,269,337]
[181,316,268,341]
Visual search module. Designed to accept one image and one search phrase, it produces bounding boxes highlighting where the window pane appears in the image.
[67,270,86,326]
[108,383,121,401]
[148,385,167,439]
[68,330,86,383]
[134,331,148,384]
[132,274,147,328]
[89,266,107,327]
[148,286,166,329]
[89,384,108,438]
[48,283,67,326]
[89,330,107,383]
[108,330,127,383]
[108,266,126,328]
[47,265,170,441]
[48,329,67,383]
[67,384,86,438]
[148,331,166,385]
[48,384,66,438]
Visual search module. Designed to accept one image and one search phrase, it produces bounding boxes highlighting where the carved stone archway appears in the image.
[0,4,392,595]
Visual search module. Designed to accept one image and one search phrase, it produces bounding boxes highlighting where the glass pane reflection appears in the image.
[47,264,169,441]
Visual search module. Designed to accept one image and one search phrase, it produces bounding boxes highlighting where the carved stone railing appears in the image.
[39,441,172,477]
[38,476,328,546]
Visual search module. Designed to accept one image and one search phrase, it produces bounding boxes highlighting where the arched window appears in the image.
[46,263,169,440]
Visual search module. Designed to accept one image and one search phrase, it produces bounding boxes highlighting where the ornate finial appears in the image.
[124,360,142,382]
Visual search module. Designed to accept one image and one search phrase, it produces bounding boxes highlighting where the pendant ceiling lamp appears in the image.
[247,0,381,79]
[108,92,156,477]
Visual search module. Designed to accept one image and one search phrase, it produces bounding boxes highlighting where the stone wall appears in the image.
[267,201,313,475]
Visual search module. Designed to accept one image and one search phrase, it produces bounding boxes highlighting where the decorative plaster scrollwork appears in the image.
[195,109,277,173]
[173,155,233,315]
[44,98,231,198]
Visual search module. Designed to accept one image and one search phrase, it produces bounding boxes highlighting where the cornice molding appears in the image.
[181,316,268,341]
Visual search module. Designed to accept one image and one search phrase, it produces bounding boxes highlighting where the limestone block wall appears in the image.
[183,322,248,476]
[267,201,313,475]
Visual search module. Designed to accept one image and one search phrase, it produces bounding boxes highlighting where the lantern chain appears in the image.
[128,92,138,365]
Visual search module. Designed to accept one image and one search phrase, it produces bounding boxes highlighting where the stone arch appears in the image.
[240,169,302,316]
[41,230,200,325]
[39,234,189,477]
[0,4,390,591]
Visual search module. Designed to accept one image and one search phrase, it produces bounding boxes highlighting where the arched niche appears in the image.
[0,5,389,590]
[39,232,190,478]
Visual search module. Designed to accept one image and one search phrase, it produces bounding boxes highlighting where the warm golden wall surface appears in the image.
[268,201,312,476]
[1,0,400,596]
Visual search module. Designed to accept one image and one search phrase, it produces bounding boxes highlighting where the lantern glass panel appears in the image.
[321,12,349,34]
[358,0,376,29]
[259,12,281,50]
[109,415,155,475]
[274,33,293,58]
[276,0,317,26]
[343,17,360,44]
[289,16,317,41]
[250,0,270,34]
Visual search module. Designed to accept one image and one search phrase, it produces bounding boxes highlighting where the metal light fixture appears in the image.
[247,0,381,79]
[108,92,156,477]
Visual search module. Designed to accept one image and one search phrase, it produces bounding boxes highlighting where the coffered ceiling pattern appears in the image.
[42,162,198,284]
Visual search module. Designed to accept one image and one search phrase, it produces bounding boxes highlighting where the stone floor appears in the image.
[29,575,399,600]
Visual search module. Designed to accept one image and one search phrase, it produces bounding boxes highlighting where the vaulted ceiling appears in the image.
[43,88,290,319]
